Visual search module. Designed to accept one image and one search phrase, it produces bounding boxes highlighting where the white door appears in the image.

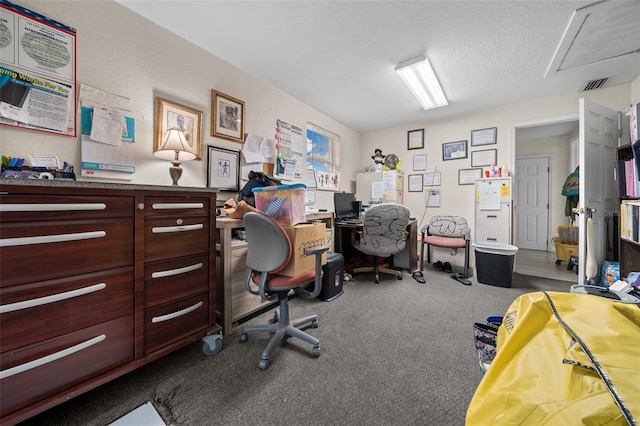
[578,99,619,283]
[514,156,550,250]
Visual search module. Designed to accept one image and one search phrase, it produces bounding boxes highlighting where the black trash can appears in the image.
[473,242,519,288]
[318,252,344,301]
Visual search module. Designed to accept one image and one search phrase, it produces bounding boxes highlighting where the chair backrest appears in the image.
[244,212,292,273]
[360,203,411,256]
[427,215,469,238]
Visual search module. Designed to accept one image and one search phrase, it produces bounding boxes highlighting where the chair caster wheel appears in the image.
[311,320,319,328]
[202,333,223,356]
[312,345,320,358]
[397,275,402,280]
[240,333,248,343]
[259,359,269,370]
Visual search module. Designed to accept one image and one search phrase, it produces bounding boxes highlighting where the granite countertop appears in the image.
[0,178,220,193]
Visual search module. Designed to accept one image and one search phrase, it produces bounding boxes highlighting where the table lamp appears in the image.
[154,128,197,185]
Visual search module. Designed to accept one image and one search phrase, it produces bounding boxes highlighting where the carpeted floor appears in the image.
[20,269,571,426]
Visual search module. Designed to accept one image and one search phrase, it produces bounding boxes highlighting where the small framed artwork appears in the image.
[211,90,245,143]
[424,171,441,186]
[471,149,497,167]
[413,154,427,171]
[155,97,203,159]
[408,174,423,192]
[407,128,424,150]
[458,168,483,185]
[471,127,497,147]
[425,189,441,207]
[207,145,240,191]
[442,140,468,161]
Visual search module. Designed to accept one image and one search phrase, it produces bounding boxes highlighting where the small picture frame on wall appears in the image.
[207,145,240,191]
[442,140,468,161]
[155,97,203,160]
[408,174,423,192]
[458,168,483,185]
[413,154,427,171]
[471,127,497,146]
[211,90,245,143]
[471,149,497,167]
[407,128,424,150]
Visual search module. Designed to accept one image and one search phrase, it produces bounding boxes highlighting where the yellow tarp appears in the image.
[466,291,640,425]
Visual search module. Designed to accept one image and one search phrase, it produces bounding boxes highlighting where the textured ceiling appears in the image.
[116,0,640,134]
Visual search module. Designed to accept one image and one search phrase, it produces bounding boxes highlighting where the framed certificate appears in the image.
[471,127,497,146]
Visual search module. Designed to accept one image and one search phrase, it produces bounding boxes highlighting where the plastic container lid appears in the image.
[472,242,519,256]
[252,183,306,193]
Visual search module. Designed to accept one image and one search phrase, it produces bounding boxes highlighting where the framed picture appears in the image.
[155,97,203,159]
[471,127,497,147]
[471,149,497,167]
[442,140,468,161]
[424,171,441,186]
[408,174,423,192]
[413,154,427,171]
[458,168,483,185]
[207,145,240,190]
[407,128,424,150]
[211,90,245,143]
[425,189,441,207]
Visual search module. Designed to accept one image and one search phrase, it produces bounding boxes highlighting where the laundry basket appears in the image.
[557,225,578,244]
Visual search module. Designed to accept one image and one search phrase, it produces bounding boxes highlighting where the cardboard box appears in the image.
[279,223,327,277]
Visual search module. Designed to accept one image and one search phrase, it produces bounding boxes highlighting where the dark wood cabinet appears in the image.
[617,144,640,278]
[0,182,221,425]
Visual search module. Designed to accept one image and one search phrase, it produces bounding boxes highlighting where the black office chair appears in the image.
[352,203,411,283]
[239,212,328,370]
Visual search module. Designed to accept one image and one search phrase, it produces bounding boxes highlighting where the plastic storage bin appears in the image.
[473,242,519,287]
[253,183,306,226]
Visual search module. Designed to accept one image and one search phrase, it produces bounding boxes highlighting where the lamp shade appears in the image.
[395,55,448,110]
[154,128,197,161]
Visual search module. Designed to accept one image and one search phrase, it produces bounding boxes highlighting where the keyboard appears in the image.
[338,218,363,225]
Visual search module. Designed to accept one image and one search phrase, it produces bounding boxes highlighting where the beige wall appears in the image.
[0,1,360,209]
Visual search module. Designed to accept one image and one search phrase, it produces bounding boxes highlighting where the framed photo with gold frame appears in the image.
[211,90,245,143]
[154,97,203,159]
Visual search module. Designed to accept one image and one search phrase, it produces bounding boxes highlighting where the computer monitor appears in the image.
[334,192,359,220]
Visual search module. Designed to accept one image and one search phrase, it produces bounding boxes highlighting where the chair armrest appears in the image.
[462,227,471,241]
[420,224,430,236]
[295,245,330,299]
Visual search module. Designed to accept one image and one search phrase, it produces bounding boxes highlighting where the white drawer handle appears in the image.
[152,224,203,234]
[152,301,203,323]
[0,334,106,380]
[0,231,106,247]
[152,203,204,210]
[0,203,107,212]
[0,283,107,314]
[152,262,203,279]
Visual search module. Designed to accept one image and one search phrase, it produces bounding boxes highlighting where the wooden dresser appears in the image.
[0,181,221,425]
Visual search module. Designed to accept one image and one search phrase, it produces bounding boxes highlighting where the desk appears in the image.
[334,219,418,272]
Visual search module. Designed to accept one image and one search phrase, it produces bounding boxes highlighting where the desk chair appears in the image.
[420,215,471,285]
[239,212,328,370]
[352,203,411,283]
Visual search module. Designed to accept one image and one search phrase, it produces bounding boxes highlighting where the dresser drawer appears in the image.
[0,315,134,418]
[144,292,209,354]
[0,193,133,223]
[1,267,134,352]
[476,208,510,226]
[145,254,209,308]
[0,219,133,287]
[144,216,210,262]
[143,196,210,217]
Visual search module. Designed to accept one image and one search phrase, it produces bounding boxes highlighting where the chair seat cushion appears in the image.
[423,235,466,249]
[253,269,318,291]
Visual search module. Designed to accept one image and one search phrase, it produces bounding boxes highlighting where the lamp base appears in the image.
[169,161,182,185]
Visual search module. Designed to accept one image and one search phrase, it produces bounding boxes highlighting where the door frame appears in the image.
[511,113,578,253]
[514,154,552,251]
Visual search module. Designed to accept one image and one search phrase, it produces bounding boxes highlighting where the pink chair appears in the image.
[420,216,471,284]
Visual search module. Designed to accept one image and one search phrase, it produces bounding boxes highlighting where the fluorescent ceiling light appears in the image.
[395,55,448,110]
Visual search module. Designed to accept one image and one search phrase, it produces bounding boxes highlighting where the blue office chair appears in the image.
[352,203,411,283]
[239,212,328,370]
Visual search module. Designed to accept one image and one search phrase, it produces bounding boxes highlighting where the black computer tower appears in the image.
[318,252,344,301]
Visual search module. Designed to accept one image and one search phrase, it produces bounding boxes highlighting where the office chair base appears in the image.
[353,263,402,283]
[240,297,320,370]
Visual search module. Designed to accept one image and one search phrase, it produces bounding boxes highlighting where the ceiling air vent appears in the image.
[580,78,608,92]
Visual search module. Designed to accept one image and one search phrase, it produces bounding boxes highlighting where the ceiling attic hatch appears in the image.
[580,77,609,92]
[545,0,640,77]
